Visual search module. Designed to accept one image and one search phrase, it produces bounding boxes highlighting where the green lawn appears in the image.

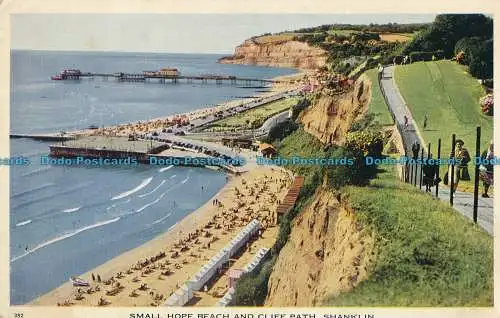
[203,97,298,132]
[394,60,492,192]
[324,165,493,306]
[365,69,394,126]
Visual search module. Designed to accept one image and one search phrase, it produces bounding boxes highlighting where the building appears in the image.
[227,269,245,289]
[158,68,180,76]
[221,138,253,149]
[259,143,277,158]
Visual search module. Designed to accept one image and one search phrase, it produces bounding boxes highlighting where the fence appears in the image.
[377,65,487,225]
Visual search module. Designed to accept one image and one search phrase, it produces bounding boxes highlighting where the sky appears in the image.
[11,14,437,54]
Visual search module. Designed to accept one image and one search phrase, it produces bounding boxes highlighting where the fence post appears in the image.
[473,126,481,223]
[409,164,413,184]
[419,148,424,189]
[450,134,456,206]
[435,139,441,197]
[413,154,418,187]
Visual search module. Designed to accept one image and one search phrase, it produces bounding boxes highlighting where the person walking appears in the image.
[452,139,471,194]
[423,154,437,193]
[403,115,409,130]
[377,64,384,81]
[479,141,494,197]
[423,113,428,130]
[411,140,420,160]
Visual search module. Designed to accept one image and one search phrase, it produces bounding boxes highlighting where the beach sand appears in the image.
[31,166,292,307]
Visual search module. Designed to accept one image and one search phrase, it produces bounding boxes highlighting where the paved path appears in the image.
[380,65,493,235]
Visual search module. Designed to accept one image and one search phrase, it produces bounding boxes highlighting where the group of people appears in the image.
[409,139,494,198]
[403,113,428,131]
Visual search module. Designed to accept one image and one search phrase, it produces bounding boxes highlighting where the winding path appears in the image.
[380,65,493,236]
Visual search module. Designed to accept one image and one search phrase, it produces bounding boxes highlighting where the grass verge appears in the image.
[365,69,394,126]
[324,165,493,306]
[394,60,492,192]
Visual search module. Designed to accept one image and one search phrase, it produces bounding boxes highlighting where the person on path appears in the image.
[423,154,437,193]
[403,115,409,130]
[423,113,428,130]
[452,139,471,194]
[411,141,420,160]
[480,141,494,197]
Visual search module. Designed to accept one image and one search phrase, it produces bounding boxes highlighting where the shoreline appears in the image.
[30,165,292,306]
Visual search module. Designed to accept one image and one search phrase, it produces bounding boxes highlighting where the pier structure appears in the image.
[53,71,278,86]
[10,133,77,142]
[46,136,242,173]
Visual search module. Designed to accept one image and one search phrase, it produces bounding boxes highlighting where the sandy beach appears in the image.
[31,166,292,307]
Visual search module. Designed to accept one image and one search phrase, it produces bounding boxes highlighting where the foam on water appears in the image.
[62,206,82,213]
[11,217,121,263]
[150,212,172,225]
[15,220,32,227]
[11,183,55,198]
[20,166,51,178]
[138,180,166,198]
[111,177,153,200]
[159,165,174,173]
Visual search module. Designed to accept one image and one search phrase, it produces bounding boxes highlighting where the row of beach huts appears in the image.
[163,219,267,307]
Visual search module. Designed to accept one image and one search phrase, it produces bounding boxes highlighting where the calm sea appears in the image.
[9,50,296,304]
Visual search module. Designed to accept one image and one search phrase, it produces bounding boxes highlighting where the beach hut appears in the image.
[228,269,245,288]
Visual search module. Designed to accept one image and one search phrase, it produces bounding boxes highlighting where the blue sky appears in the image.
[12,14,436,53]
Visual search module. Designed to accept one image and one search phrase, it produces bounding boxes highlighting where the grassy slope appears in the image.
[324,165,493,306]
[365,69,394,126]
[203,97,298,132]
[394,60,492,191]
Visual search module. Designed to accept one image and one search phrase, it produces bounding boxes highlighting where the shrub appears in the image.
[479,93,493,116]
[262,120,299,144]
[409,50,444,63]
[233,256,275,306]
[345,130,384,157]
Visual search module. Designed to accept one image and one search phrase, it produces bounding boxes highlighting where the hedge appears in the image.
[409,50,445,63]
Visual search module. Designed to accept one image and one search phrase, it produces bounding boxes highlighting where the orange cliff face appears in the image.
[218,36,328,70]
[298,75,371,145]
[265,187,375,306]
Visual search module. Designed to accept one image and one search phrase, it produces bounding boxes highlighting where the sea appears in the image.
[9,50,296,305]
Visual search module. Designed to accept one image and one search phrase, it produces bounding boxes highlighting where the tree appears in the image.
[403,14,492,57]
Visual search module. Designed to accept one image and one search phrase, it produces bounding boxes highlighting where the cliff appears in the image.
[218,36,327,69]
[298,75,371,144]
[265,186,375,306]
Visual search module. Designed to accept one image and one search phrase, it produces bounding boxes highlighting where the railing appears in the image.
[378,65,487,228]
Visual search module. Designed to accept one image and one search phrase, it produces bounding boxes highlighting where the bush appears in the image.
[479,93,493,116]
[291,98,311,121]
[262,120,299,144]
[345,130,384,157]
[409,50,444,63]
[483,79,493,89]
[233,256,275,306]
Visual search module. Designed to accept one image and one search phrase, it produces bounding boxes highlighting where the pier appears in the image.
[52,71,280,86]
[47,136,243,173]
[10,133,77,141]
